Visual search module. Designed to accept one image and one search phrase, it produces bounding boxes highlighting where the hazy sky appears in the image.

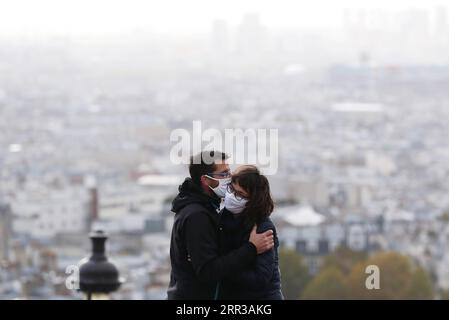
[0,0,447,36]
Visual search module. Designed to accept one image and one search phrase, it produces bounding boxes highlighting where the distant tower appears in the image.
[211,19,230,54]
[358,51,376,101]
[0,202,12,262]
[401,8,430,43]
[84,176,99,232]
[236,13,267,56]
[435,6,449,43]
[359,51,370,68]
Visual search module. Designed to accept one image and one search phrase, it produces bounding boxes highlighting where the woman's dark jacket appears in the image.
[218,208,283,300]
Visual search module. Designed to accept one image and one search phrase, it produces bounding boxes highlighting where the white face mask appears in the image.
[224,190,248,214]
[205,176,231,198]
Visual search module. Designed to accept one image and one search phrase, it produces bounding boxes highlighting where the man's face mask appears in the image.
[205,175,231,198]
[224,190,248,214]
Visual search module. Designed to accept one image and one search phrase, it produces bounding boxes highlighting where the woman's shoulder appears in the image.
[220,208,246,231]
[257,217,276,233]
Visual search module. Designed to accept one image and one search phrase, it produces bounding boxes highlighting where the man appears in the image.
[167,150,274,299]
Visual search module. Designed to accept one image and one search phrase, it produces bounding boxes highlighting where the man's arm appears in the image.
[185,210,272,285]
[224,241,276,291]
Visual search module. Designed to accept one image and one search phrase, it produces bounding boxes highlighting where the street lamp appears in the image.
[78,230,123,300]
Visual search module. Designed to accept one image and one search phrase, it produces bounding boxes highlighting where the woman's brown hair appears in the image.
[231,165,274,226]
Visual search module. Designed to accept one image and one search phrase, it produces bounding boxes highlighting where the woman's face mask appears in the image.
[224,190,248,214]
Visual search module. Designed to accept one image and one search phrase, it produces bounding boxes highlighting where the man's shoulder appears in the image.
[177,202,219,222]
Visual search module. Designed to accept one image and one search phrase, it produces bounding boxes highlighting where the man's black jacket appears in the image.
[167,178,257,300]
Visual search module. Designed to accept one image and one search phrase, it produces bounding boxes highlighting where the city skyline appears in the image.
[0,0,448,36]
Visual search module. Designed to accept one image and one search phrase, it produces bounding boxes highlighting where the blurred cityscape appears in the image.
[1,5,449,299]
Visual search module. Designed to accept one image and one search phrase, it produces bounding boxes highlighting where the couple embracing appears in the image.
[167,150,283,300]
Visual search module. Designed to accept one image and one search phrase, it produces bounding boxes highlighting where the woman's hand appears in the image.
[249,225,274,254]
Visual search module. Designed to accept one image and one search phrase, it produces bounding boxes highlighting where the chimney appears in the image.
[0,203,12,262]
[84,175,99,232]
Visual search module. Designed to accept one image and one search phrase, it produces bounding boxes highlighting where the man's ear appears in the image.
[200,175,208,186]
[200,175,213,193]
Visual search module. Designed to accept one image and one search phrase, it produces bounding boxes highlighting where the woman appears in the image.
[218,165,283,300]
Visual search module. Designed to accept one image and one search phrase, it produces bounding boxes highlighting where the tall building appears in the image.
[399,8,431,42]
[84,175,99,232]
[236,13,268,57]
[434,6,449,42]
[211,19,230,54]
[0,202,12,261]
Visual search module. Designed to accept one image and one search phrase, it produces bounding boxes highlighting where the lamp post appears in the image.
[78,230,123,300]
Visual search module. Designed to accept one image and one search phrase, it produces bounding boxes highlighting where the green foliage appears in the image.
[301,267,350,300]
[346,252,434,299]
[440,289,449,300]
[322,245,367,275]
[279,248,311,299]
[283,248,435,300]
